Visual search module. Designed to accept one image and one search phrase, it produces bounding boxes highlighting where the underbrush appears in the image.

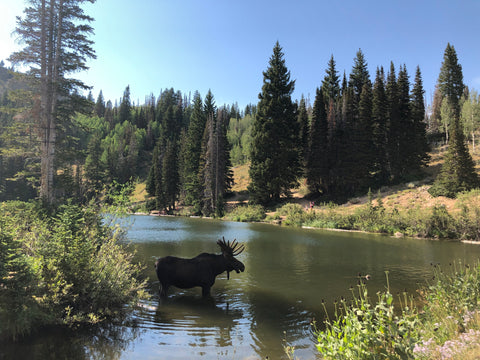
[315,261,480,359]
[0,201,148,340]
[303,189,480,241]
[223,204,266,222]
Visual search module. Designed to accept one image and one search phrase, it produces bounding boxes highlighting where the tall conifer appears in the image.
[248,42,300,204]
[306,88,328,194]
[430,44,479,197]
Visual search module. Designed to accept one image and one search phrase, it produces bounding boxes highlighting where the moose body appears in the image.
[155,238,245,297]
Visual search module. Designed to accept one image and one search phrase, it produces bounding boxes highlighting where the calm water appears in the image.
[4,215,480,359]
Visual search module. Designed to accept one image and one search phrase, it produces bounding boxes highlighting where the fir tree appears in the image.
[297,96,309,169]
[386,62,400,180]
[118,85,132,123]
[9,0,96,203]
[180,91,205,210]
[94,90,106,118]
[371,67,389,184]
[306,88,328,194]
[248,42,300,204]
[396,65,412,176]
[410,66,430,169]
[429,44,479,197]
[322,55,340,103]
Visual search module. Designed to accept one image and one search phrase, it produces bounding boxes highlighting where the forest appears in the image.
[1,43,479,213]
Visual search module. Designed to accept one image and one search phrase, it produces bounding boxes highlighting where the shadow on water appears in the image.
[0,317,143,360]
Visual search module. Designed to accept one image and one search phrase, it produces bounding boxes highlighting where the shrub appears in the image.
[316,272,420,359]
[0,201,148,340]
[277,203,315,227]
[223,204,266,222]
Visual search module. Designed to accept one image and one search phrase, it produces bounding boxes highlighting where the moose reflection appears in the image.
[155,237,245,297]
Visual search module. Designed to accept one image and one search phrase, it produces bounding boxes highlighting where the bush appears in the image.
[223,204,266,222]
[316,272,420,359]
[277,203,315,227]
[0,201,148,340]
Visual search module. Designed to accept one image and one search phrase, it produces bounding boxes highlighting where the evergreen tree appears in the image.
[118,85,132,123]
[355,81,374,188]
[430,44,479,197]
[348,49,370,106]
[9,0,96,203]
[180,91,205,209]
[371,67,389,184]
[297,96,309,169]
[94,90,106,118]
[248,42,300,204]
[410,66,430,169]
[305,88,328,194]
[322,55,340,103]
[396,65,412,176]
[386,62,400,179]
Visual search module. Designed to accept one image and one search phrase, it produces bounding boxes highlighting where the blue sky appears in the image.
[1,0,480,110]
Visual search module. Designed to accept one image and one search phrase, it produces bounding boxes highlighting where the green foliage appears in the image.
[277,203,316,227]
[227,114,253,166]
[0,201,148,340]
[316,272,420,359]
[223,204,266,222]
[249,41,301,204]
[413,261,480,358]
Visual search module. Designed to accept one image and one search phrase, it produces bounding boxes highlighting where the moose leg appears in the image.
[201,285,211,297]
[159,283,169,297]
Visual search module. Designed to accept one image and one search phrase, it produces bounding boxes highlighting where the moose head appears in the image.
[217,237,245,280]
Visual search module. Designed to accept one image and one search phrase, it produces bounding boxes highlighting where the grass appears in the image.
[314,261,480,359]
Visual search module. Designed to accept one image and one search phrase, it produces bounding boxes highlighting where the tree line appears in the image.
[249,42,432,204]
[1,0,478,212]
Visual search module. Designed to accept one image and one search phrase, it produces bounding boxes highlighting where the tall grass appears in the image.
[302,190,480,241]
[315,261,480,359]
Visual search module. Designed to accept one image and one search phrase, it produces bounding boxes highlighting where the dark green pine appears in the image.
[371,67,389,184]
[306,88,328,194]
[322,55,340,103]
[429,44,479,197]
[297,96,309,169]
[248,41,300,204]
[410,66,430,170]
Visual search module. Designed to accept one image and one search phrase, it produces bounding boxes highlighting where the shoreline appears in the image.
[130,210,479,244]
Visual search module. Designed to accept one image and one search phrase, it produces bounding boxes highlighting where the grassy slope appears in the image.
[132,145,480,217]
[229,145,480,216]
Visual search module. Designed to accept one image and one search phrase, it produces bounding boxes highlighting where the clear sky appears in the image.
[1,0,480,110]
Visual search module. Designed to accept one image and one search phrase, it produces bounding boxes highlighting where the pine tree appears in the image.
[371,67,389,184]
[429,44,479,197]
[322,55,340,103]
[180,91,205,209]
[118,85,132,123]
[410,66,430,170]
[305,88,328,194]
[248,42,300,204]
[386,62,400,180]
[94,90,106,118]
[355,81,374,188]
[9,0,96,203]
[396,65,412,176]
[349,49,370,107]
[297,96,309,169]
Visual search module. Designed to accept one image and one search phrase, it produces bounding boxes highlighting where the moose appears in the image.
[155,237,245,297]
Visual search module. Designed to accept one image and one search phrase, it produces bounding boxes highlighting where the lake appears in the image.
[4,214,480,359]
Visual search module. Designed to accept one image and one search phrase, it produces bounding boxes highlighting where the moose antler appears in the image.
[217,237,244,256]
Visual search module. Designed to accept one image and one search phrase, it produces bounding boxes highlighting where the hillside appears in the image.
[228,145,480,216]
